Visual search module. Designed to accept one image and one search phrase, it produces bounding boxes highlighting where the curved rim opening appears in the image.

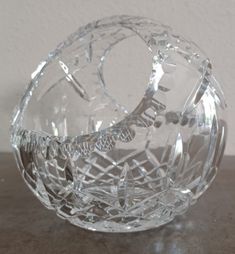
[11,15,211,142]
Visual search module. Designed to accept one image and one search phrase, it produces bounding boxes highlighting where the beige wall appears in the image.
[1,0,235,154]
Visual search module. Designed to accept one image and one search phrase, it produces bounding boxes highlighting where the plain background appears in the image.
[0,0,235,154]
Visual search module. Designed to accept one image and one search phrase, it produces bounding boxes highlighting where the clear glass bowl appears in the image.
[11,15,227,232]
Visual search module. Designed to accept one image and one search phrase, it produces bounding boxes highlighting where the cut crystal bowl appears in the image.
[11,15,227,232]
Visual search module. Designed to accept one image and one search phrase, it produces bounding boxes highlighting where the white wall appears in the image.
[1,0,235,154]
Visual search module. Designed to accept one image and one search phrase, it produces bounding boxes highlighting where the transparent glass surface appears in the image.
[11,15,227,232]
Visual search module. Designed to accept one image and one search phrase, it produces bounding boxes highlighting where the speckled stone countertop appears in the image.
[0,153,234,254]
